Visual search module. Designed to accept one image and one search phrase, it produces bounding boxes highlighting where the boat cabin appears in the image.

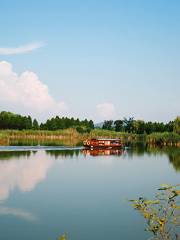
[83,138,123,148]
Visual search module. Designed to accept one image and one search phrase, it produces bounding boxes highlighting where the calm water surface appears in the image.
[0,145,179,240]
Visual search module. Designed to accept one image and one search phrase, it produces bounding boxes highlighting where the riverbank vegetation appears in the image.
[0,111,94,132]
[103,117,180,135]
[0,129,179,147]
[0,111,179,146]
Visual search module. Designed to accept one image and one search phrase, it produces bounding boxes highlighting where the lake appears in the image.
[0,145,179,239]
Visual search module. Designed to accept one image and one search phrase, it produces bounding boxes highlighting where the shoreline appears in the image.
[0,129,179,147]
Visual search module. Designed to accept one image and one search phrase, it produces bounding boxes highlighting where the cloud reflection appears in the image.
[0,151,53,201]
[0,206,37,221]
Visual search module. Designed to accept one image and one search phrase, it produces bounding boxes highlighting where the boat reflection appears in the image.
[82,148,124,156]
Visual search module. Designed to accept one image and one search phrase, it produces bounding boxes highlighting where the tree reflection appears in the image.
[128,145,180,172]
[0,151,31,160]
[46,149,80,158]
[166,148,180,172]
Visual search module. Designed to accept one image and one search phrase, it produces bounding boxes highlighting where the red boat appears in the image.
[83,138,123,149]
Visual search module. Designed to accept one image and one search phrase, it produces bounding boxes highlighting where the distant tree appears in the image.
[40,123,44,130]
[33,119,39,130]
[133,120,145,134]
[89,120,94,129]
[24,116,32,129]
[82,119,88,127]
[0,110,177,135]
[144,121,154,134]
[0,111,33,130]
[154,122,166,132]
[102,120,113,130]
[173,116,180,134]
[114,120,123,132]
[165,121,174,132]
[40,115,94,131]
[123,117,134,133]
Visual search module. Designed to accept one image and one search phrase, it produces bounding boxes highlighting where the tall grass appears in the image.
[147,132,180,146]
[0,128,80,138]
[0,129,179,146]
[0,129,85,146]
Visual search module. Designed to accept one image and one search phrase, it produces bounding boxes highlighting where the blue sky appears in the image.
[0,0,179,122]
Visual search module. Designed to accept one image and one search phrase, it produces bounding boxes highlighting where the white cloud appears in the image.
[0,42,44,55]
[0,61,68,120]
[96,102,116,120]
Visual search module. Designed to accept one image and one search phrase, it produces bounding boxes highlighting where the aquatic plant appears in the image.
[57,233,68,240]
[130,184,180,239]
[147,132,180,146]
[173,117,180,135]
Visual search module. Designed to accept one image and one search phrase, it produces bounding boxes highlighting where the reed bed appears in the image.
[0,129,179,147]
[147,132,180,147]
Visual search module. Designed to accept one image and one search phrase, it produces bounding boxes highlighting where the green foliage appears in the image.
[0,111,179,147]
[76,126,91,133]
[174,117,180,135]
[33,119,39,130]
[102,120,113,130]
[130,184,180,239]
[41,116,94,131]
[103,117,176,135]
[132,120,145,134]
[57,233,67,240]
[0,111,33,130]
[0,111,94,132]
[123,117,134,133]
[0,111,179,138]
[147,132,180,146]
[114,120,124,132]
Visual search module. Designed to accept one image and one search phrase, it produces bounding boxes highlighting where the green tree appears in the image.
[33,119,39,130]
[102,120,113,130]
[133,120,145,134]
[173,116,180,134]
[88,120,94,129]
[114,120,123,132]
[123,117,134,133]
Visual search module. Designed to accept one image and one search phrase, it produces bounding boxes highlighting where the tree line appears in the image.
[0,111,179,135]
[0,111,94,133]
[102,117,180,134]
[40,116,94,132]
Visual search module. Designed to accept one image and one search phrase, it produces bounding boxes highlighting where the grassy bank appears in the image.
[0,129,83,146]
[0,129,179,147]
[89,129,180,146]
